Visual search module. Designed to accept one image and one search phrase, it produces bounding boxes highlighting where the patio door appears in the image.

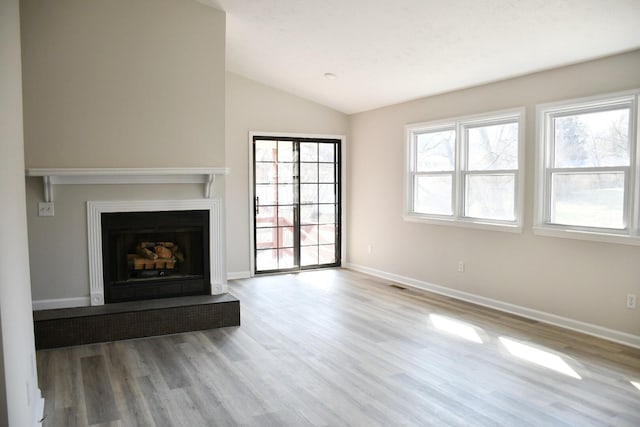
[253,136,341,274]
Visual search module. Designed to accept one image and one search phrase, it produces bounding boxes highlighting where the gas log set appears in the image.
[128,241,185,271]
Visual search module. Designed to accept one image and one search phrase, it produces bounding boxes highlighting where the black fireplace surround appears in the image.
[101,210,210,303]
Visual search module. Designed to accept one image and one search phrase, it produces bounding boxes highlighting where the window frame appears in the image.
[404,108,525,232]
[534,90,640,245]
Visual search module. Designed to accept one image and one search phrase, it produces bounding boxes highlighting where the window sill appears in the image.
[403,214,522,233]
[533,226,640,246]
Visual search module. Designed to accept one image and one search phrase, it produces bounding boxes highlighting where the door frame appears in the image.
[248,131,347,276]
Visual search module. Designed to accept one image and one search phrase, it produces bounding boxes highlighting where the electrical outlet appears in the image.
[627,294,637,309]
[38,202,54,217]
[457,261,464,272]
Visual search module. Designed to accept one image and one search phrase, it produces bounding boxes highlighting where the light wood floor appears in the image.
[37,269,640,426]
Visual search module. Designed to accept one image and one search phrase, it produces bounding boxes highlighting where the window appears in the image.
[405,108,524,231]
[535,91,640,245]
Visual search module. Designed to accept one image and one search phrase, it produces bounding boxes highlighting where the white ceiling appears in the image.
[203,0,640,114]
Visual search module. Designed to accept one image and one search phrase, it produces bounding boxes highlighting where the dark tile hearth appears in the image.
[33,294,240,349]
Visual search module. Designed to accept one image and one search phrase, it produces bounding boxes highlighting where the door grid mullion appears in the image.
[253,136,341,274]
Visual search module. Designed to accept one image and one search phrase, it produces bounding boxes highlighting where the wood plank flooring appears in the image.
[37,269,640,426]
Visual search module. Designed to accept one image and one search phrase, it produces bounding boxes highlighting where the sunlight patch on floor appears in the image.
[296,269,339,289]
[430,314,483,343]
[499,337,581,379]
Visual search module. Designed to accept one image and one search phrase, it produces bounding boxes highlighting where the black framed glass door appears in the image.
[253,136,341,274]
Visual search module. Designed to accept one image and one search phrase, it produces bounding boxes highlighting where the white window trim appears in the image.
[534,89,640,246]
[404,107,525,233]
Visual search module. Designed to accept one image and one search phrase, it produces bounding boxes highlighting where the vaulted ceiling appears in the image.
[203,0,640,114]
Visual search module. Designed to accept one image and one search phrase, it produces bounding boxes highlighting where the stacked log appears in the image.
[129,241,184,270]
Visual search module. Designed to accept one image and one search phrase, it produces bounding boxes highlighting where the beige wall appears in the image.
[20,0,226,168]
[25,71,348,301]
[225,72,349,274]
[348,50,640,336]
[25,182,218,302]
[21,0,351,301]
[0,0,41,424]
[21,0,228,303]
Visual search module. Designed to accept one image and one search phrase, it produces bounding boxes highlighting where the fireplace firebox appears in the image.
[101,210,210,303]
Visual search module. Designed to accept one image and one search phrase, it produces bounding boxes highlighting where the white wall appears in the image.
[0,0,42,424]
[225,72,349,275]
[348,50,640,338]
[0,321,6,424]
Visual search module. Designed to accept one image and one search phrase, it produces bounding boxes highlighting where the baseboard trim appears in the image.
[30,277,251,311]
[345,263,640,350]
[227,271,251,280]
[32,297,90,311]
[34,393,44,426]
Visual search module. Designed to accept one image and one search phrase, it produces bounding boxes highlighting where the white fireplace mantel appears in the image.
[26,167,230,201]
[87,198,227,305]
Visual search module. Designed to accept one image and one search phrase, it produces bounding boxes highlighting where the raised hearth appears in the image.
[33,294,240,349]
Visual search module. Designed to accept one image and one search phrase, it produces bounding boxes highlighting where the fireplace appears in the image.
[101,210,210,303]
[87,199,227,306]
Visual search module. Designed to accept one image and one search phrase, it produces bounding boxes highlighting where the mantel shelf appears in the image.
[26,167,230,201]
